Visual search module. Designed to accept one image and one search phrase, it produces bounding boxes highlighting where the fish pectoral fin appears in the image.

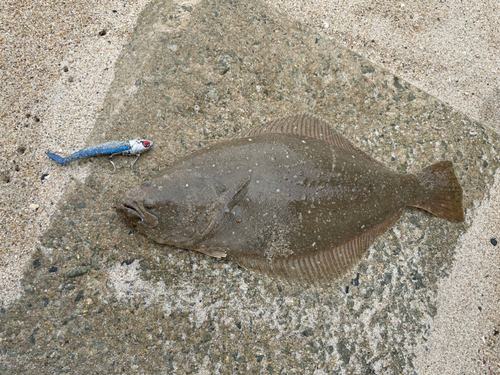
[196,247,227,258]
[224,176,251,211]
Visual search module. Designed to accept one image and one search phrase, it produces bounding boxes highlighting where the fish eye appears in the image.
[144,199,155,210]
[142,141,151,148]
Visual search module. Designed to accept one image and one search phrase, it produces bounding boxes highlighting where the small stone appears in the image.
[90,254,101,269]
[393,77,404,89]
[64,266,90,278]
[75,290,84,302]
[29,204,39,210]
[302,327,314,337]
[351,273,360,286]
[49,266,58,273]
[361,64,375,74]
[491,238,498,246]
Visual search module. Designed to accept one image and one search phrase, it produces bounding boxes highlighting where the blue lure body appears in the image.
[46,141,131,165]
[46,139,153,172]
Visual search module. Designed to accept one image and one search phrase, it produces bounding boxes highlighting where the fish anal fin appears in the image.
[239,114,392,171]
[233,208,404,284]
[196,247,227,258]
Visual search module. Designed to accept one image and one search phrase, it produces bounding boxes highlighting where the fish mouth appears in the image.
[117,198,159,229]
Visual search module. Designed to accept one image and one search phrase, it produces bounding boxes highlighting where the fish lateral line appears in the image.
[45,139,153,172]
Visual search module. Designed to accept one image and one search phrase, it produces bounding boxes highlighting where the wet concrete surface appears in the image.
[1,0,499,373]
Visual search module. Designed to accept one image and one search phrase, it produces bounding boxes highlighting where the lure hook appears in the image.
[109,153,119,174]
[108,153,141,173]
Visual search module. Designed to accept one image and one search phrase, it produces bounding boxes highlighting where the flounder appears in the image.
[117,115,464,283]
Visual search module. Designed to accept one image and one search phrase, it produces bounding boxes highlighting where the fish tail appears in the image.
[412,161,465,222]
[45,152,70,165]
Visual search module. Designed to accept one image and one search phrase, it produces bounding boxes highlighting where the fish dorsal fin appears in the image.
[232,208,404,284]
[240,114,391,171]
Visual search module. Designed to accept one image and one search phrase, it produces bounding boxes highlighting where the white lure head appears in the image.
[128,139,153,155]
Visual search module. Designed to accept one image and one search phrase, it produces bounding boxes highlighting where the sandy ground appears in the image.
[0,0,150,304]
[1,0,498,374]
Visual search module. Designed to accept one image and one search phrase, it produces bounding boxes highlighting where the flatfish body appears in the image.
[117,115,464,283]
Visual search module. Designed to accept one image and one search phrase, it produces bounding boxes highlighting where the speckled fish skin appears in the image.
[117,115,464,283]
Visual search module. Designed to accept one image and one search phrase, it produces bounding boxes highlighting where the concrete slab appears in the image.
[1,0,498,374]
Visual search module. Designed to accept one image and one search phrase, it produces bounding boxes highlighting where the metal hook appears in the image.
[130,154,140,171]
[108,153,141,173]
[108,153,120,174]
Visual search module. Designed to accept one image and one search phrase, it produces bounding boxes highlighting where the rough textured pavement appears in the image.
[1,0,499,374]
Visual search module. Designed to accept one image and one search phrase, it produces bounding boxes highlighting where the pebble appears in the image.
[64,266,90,278]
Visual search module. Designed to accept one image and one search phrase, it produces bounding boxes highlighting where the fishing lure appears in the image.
[46,139,153,172]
